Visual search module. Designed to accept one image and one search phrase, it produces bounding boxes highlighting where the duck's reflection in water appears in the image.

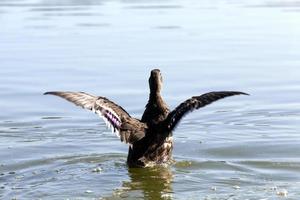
[126,167,173,199]
[105,166,173,200]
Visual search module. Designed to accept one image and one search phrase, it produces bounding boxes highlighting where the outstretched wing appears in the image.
[163,91,248,131]
[44,91,145,144]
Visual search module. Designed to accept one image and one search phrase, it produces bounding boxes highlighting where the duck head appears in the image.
[149,69,163,94]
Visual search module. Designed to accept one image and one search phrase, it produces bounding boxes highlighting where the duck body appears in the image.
[127,69,173,167]
[45,69,248,167]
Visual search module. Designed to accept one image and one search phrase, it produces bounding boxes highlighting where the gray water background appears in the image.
[1,0,300,199]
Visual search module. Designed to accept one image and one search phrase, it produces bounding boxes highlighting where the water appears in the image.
[1,0,300,199]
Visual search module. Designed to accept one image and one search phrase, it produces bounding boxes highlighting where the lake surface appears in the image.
[1,0,300,199]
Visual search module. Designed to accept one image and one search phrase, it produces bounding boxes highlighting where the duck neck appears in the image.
[149,90,163,105]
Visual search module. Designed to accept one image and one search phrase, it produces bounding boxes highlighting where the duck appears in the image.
[44,69,248,167]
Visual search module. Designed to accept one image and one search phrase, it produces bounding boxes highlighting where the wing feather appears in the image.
[164,91,248,131]
[44,91,145,144]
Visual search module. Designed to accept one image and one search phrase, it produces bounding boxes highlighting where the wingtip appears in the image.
[240,92,250,96]
[44,91,56,95]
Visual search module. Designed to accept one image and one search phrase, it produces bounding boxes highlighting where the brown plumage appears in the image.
[44,69,248,167]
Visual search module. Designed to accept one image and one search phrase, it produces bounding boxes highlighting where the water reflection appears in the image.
[126,167,173,199]
[0,0,173,7]
[38,0,104,6]
[0,0,104,7]
[126,4,182,10]
[106,167,173,199]
[77,22,110,27]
